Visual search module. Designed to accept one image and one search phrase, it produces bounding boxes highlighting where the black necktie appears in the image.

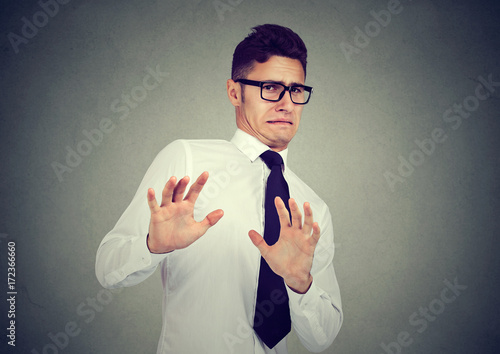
[253,150,292,348]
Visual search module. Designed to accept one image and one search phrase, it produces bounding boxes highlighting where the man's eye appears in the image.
[291,86,304,94]
[263,84,279,91]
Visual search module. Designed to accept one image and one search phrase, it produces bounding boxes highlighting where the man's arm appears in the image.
[249,199,342,352]
[95,140,223,289]
[286,211,342,352]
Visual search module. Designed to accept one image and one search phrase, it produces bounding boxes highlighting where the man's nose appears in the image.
[276,90,295,111]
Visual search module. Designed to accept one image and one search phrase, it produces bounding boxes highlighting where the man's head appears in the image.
[227,25,310,152]
[231,24,307,82]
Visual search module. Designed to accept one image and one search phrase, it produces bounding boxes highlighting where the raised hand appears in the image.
[146,171,224,254]
[248,197,320,294]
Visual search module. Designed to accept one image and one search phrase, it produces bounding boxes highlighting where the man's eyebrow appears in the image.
[265,80,305,86]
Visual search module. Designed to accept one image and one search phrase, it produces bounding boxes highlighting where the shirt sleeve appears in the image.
[95,140,188,289]
[285,204,343,352]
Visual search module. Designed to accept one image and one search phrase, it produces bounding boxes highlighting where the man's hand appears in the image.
[248,197,320,294]
[147,171,224,254]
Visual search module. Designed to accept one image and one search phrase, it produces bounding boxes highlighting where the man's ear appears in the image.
[227,79,242,107]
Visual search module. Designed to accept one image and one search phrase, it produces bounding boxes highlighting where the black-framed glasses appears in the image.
[235,79,313,105]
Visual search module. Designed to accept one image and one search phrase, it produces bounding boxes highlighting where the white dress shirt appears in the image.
[95,129,343,354]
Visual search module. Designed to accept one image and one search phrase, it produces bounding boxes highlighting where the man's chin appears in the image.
[264,135,294,151]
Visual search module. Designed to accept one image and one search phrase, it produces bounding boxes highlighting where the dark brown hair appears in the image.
[231,24,308,81]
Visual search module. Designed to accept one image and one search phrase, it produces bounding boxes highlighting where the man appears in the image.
[96,24,342,353]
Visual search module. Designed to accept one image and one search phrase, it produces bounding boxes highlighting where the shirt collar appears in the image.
[230,129,289,168]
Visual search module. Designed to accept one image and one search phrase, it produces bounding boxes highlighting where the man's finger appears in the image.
[311,222,321,244]
[194,209,224,242]
[160,176,177,207]
[172,176,190,203]
[184,171,209,203]
[248,230,270,258]
[302,202,314,235]
[275,197,291,228]
[147,188,160,213]
[289,198,302,228]
[199,209,224,232]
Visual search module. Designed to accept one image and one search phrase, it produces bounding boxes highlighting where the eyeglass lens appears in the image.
[261,83,310,104]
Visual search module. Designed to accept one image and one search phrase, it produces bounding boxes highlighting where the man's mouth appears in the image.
[267,120,293,125]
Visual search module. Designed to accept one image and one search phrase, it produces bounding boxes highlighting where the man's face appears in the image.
[227,56,306,152]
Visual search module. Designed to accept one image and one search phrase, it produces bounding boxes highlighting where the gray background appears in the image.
[1,0,499,353]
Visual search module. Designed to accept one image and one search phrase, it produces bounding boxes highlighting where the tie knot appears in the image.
[260,150,283,169]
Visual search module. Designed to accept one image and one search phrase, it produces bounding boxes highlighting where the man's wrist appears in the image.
[285,274,313,294]
[146,233,174,254]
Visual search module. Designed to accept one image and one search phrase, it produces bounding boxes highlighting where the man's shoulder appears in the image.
[157,138,234,155]
[182,138,234,150]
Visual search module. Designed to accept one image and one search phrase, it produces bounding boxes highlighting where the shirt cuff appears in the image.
[135,235,168,268]
[286,280,320,315]
[106,236,164,283]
